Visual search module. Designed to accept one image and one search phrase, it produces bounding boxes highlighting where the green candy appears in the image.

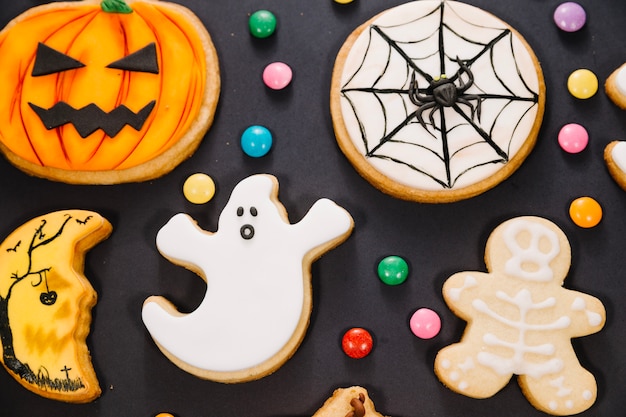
[249,10,277,38]
[377,256,409,285]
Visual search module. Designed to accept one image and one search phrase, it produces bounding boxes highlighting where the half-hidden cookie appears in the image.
[312,386,388,417]
[0,210,112,403]
[604,140,626,190]
[331,0,545,203]
[0,0,220,184]
[142,174,354,383]
[435,216,606,415]
[605,63,626,109]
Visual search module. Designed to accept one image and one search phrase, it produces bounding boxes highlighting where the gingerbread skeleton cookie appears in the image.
[435,216,605,415]
[331,0,545,203]
[142,174,354,382]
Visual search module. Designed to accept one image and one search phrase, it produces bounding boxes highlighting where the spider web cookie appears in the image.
[331,0,545,203]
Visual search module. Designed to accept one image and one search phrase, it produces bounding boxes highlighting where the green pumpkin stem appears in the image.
[101,0,133,14]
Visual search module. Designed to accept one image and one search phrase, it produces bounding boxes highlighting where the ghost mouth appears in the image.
[240,224,255,240]
[28,100,156,138]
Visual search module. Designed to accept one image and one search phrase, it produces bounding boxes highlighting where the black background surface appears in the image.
[1,0,625,416]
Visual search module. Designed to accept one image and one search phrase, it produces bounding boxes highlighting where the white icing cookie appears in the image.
[435,216,606,415]
[331,0,545,203]
[142,174,353,383]
[604,140,626,191]
[605,62,626,109]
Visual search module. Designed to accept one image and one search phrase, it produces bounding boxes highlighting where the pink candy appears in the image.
[558,123,588,153]
[263,62,292,90]
[409,308,441,339]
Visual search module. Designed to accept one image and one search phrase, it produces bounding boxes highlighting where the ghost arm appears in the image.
[292,198,353,257]
[156,213,214,273]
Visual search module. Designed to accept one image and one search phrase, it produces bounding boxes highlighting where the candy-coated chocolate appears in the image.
[263,62,293,90]
[342,328,373,359]
[558,123,588,153]
[568,69,598,99]
[241,125,273,157]
[249,10,277,38]
[410,308,441,339]
[377,255,409,285]
[569,197,602,228]
[155,414,174,417]
[553,2,586,32]
[334,0,355,4]
[183,173,215,204]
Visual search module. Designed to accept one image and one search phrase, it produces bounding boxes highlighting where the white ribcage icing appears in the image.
[472,288,570,377]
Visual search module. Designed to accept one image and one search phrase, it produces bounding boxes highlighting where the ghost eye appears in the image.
[237,207,244,217]
[31,43,85,77]
[250,207,258,217]
[106,43,159,74]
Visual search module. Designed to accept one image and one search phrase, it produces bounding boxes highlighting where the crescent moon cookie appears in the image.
[435,216,606,415]
[0,0,220,184]
[0,210,112,403]
[331,0,545,203]
[312,387,388,417]
[605,62,626,109]
[142,174,354,383]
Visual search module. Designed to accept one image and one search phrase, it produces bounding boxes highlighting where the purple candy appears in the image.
[554,2,586,32]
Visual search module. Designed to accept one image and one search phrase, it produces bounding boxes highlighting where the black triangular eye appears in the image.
[106,43,159,74]
[32,43,85,77]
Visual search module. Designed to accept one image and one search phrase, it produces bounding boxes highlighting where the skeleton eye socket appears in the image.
[31,43,85,77]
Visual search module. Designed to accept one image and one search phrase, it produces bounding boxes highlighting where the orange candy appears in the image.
[569,197,602,228]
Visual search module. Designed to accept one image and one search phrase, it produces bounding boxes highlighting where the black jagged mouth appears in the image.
[28,100,156,138]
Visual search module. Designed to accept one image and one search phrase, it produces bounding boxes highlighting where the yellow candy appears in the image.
[569,196,602,228]
[567,69,598,99]
[334,0,355,4]
[183,173,216,204]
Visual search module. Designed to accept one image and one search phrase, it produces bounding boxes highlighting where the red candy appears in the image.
[342,327,373,359]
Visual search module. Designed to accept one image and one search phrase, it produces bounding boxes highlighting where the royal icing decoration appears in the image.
[0,210,111,402]
[332,0,544,196]
[0,0,219,183]
[610,141,626,173]
[142,174,353,382]
[435,216,606,415]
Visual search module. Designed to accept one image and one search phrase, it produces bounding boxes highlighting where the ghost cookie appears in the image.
[435,216,606,415]
[312,387,388,417]
[331,0,545,203]
[604,141,626,190]
[605,63,626,109]
[142,174,354,382]
[0,0,219,184]
[0,210,112,403]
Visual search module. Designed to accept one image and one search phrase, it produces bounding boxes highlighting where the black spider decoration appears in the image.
[408,57,482,129]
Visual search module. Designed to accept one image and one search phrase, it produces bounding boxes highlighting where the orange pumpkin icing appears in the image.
[0,210,111,403]
[0,0,217,181]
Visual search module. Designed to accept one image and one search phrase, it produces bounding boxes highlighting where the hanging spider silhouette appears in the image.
[408,57,482,129]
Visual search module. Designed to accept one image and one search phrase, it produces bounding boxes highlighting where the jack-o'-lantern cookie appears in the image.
[435,216,605,415]
[142,174,353,382]
[0,210,112,403]
[331,0,545,203]
[312,386,388,417]
[0,0,220,184]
